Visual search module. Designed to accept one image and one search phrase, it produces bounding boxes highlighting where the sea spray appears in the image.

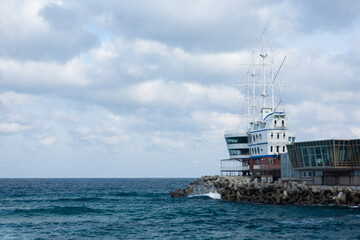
[189,191,222,200]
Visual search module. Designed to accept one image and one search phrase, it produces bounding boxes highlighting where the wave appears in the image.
[11,206,103,216]
[189,191,221,200]
[112,192,165,198]
[50,197,103,202]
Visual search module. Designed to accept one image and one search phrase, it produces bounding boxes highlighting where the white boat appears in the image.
[221,31,296,181]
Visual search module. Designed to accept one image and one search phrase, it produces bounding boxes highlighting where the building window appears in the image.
[259,134,262,140]
[283,133,286,139]
[276,146,279,152]
[257,147,260,154]
[288,137,291,142]
[282,120,284,126]
[270,146,273,152]
[271,133,273,139]
[283,146,285,152]
[277,133,279,139]
[253,135,255,142]
[274,120,277,126]
[270,158,273,165]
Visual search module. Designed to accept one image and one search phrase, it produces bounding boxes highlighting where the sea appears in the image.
[0,178,360,239]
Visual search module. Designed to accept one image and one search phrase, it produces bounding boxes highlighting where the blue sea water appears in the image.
[0,178,360,239]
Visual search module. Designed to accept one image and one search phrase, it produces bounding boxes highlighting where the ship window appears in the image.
[270,146,273,152]
[225,137,248,144]
[229,149,250,155]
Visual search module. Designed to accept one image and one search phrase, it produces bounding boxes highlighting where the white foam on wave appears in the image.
[189,191,221,200]
[206,191,221,199]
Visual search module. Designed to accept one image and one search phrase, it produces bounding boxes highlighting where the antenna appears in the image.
[272,56,287,83]
[274,100,282,112]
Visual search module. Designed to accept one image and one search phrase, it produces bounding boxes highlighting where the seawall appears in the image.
[170,175,360,206]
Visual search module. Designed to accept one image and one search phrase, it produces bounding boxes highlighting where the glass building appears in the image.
[286,139,360,185]
[280,153,299,180]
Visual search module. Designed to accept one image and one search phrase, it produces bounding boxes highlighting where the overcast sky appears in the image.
[0,0,360,177]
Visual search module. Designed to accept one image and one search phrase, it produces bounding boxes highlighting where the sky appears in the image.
[1,0,360,177]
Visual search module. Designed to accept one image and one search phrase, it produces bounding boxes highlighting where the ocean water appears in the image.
[0,179,360,239]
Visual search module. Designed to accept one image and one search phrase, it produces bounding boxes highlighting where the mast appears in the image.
[251,71,256,122]
[260,30,268,109]
[250,51,256,123]
[246,70,250,127]
[271,48,274,112]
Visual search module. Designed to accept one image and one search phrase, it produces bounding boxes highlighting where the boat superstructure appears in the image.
[221,31,296,181]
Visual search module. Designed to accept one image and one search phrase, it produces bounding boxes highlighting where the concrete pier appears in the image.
[170,175,360,206]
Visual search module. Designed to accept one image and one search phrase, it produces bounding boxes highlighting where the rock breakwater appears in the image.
[170,175,360,206]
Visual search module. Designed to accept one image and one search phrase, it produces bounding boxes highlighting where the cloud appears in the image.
[0,91,37,107]
[0,0,359,177]
[0,58,89,90]
[0,1,98,62]
[39,136,57,146]
[297,0,360,32]
[0,123,29,135]
[152,136,186,149]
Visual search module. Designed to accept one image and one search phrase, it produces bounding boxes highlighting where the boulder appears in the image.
[170,176,360,206]
[329,186,337,195]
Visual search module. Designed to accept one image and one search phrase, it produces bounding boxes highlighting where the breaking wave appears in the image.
[189,191,221,200]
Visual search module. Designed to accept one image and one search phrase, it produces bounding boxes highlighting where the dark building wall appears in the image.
[287,139,360,185]
[287,139,360,168]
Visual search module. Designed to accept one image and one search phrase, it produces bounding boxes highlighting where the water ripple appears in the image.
[0,178,359,239]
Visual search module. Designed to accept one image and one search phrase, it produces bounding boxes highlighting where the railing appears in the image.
[221,165,250,171]
[221,159,249,171]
